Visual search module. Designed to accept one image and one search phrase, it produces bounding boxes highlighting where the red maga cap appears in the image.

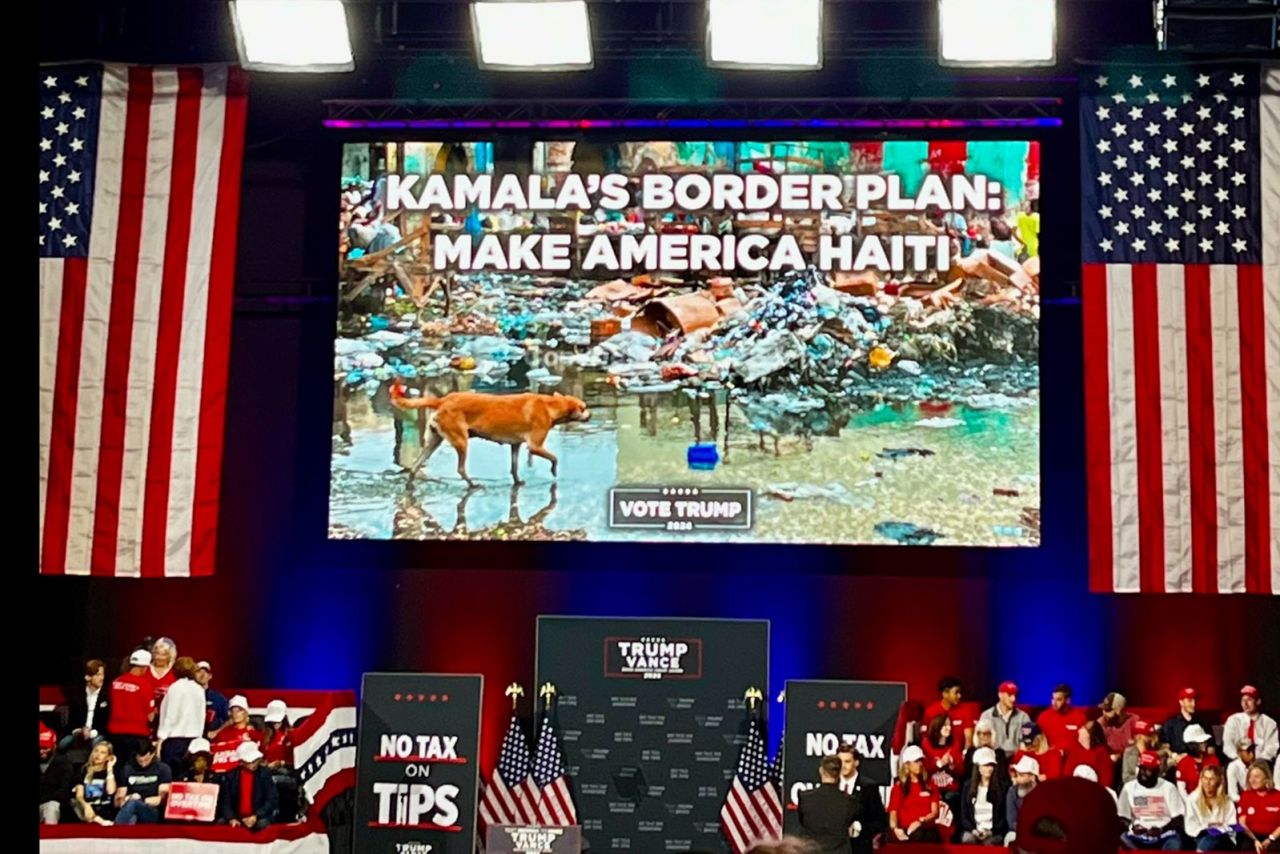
[1138,751,1161,770]
[1241,685,1260,697]
[999,681,1019,696]
[1178,687,1197,701]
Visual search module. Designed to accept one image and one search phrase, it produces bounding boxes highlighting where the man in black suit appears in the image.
[837,744,888,854]
[62,659,110,761]
[797,755,858,854]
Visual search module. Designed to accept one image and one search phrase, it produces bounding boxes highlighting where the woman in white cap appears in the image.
[209,695,264,773]
[959,747,1007,844]
[1176,724,1221,798]
[887,744,942,843]
[262,699,301,822]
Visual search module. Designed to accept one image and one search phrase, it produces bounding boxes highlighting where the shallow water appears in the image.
[329,370,1040,546]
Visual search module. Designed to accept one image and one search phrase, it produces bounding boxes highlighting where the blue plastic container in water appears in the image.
[687,443,720,471]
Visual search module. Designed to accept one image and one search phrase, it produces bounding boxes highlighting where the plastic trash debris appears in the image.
[687,443,719,471]
[868,345,894,370]
[526,367,562,385]
[992,525,1024,537]
[916,417,963,429]
[877,447,936,460]
[896,359,923,376]
[735,330,807,383]
[874,521,944,545]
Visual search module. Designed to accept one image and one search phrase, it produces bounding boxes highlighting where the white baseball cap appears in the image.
[1183,724,1212,744]
[972,747,997,766]
[187,738,212,755]
[195,660,212,672]
[900,745,925,764]
[264,699,288,724]
[228,694,249,711]
[1012,755,1041,775]
[236,741,264,763]
[1073,765,1099,782]
[129,649,152,666]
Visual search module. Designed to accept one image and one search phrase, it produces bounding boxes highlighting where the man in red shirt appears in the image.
[922,676,978,749]
[1036,684,1088,752]
[108,649,155,764]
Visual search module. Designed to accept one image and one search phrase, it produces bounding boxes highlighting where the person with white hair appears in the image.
[145,637,178,712]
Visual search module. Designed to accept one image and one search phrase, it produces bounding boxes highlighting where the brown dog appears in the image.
[390,383,590,486]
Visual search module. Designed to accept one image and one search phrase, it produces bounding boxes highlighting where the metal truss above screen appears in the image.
[323,96,1065,130]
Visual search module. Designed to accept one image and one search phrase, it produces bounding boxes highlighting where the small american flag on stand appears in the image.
[479,713,542,835]
[720,715,783,854]
[38,63,247,578]
[533,708,578,827]
[1082,66,1279,595]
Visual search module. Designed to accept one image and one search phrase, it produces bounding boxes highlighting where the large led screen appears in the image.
[331,140,1041,545]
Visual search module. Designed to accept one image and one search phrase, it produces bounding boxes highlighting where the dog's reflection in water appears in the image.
[393,481,559,539]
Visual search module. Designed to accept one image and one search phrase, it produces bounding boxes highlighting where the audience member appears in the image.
[108,649,155,764]
[263,699,300,821]
[1013,724,1064,781]
[1123,719,1168,786]
[62,659,109,752]
[1064,721,1114,789]
[796,755,857,854]
[959,747,1007,844]
[1183,764,1236,851]
[887,745,942,843]
[210,695,264,772]
[980,681,1030,756]
[1036,684,1088,752]
[1163,687,1212,764]
[965,719,1009,780]
[1098,691,1137,762]
[1224,686,1279,764]
[183,738,219,784]
[114,740,172,825]
[1013,776,1121,854]
[834,744,886,854]
[922,714,966,808]
[1071,763,1119,805]
[1005,754,1039,845]
[40,723,73,824]
[158,657,206,775]
[1117,751,1185,850]
[1175,724,1221,798]
[72,741,118,825]
[146,638,178,711]
[1227,739,1256,804]
[1238,761,1280,852]
[196,660,230,734]
[219,741,279,831]
[923,677,975,749]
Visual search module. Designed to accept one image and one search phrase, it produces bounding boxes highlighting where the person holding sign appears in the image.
[797,755,858,854]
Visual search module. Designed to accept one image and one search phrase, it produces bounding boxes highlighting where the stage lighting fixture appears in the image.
[229,0,354,72]
[1156,0,1278,53]
[705,0,823,71]
[471,0,594,71]
[938,0,1056,67]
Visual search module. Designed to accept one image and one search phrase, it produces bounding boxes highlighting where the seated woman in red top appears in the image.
[922,713,966,828]
[209,695,264,773]
[888,745,942,843]
[261,700,294,769]
[1239,762,1280,852]
[1064,721,1114,789]
[1176,724,1221,798]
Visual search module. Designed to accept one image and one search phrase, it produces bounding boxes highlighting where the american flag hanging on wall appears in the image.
[1081,66,1279,594]
[38,63,248,578]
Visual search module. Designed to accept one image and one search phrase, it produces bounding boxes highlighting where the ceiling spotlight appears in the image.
[471,0,594,71]
[938,0,1056,67]
[706,0,823,71]
[230,0,355,73]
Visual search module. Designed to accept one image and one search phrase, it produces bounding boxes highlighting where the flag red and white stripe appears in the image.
[1082,67,1279,594]
[39,63,247,577]
[478,714,542,839]
[720,718,783,854]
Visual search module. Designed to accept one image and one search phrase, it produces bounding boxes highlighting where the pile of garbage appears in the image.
[335,253,1040,425]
